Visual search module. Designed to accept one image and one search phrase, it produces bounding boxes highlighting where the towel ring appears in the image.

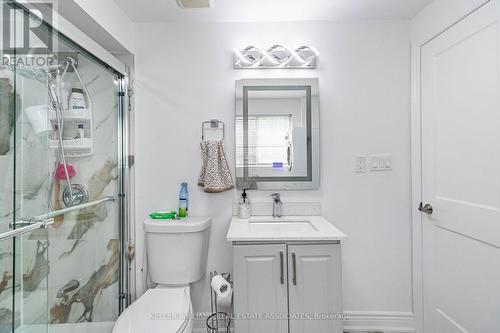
[202,119,225,140]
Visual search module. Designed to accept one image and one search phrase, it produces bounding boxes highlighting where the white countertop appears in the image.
[227,215,347,242]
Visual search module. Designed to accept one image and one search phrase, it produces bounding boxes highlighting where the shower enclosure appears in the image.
[0,3,130,333]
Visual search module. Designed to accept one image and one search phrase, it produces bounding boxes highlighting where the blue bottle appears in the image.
[179,183,188,218]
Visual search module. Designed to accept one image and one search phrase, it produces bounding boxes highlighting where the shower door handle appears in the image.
[9,218,52,229]
[1,218,54,241]
[0,196,115,241]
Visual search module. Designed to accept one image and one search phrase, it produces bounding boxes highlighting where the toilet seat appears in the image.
[113,286,192,333]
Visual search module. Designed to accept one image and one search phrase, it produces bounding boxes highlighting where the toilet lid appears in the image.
[113,287,191,333]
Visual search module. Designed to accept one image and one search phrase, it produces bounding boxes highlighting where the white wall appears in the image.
[134,20,413,330]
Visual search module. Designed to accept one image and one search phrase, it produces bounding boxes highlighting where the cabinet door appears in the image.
[288,244,343,333]
[233,244,288,333]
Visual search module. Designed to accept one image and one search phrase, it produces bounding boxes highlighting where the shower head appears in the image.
[6,62,62,83]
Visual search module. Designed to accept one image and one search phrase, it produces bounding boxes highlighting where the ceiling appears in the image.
[114,0,433,23]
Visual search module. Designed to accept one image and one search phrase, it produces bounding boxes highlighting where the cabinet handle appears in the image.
[279,251,284,284]
[292,252,297,286]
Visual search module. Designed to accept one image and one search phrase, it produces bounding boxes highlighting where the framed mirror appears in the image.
[235,78,319,190]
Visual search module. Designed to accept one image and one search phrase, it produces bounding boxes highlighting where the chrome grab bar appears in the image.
[2,196,115,241]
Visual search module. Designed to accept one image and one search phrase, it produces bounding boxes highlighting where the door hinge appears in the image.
[128,155,135,168]
[118,91,125,97]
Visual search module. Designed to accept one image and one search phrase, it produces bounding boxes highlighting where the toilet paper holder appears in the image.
[207,271,232,333]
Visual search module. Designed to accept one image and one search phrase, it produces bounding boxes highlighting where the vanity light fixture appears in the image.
[176,0,214,8]
[233,45,318,69]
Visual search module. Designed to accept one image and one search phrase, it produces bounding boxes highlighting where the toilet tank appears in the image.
[144,217,211,285]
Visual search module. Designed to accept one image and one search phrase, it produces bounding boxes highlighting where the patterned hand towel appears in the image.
[198,140,234,193]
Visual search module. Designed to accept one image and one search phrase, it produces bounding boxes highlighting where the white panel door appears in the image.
[288,244,343,333]
[233,244,288,333]
[421,1,500,332]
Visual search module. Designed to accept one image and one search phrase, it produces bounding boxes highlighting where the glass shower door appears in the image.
[0,68,19,333]
[1,3,51,333]
[1,3,126,333]
[13,35,52,333]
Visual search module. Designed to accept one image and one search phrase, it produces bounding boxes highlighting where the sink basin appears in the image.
[248,219,318,233]
[227,215,347,242]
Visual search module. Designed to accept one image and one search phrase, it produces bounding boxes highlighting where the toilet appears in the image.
[113,217,211,333]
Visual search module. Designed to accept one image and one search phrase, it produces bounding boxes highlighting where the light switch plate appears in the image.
[370,155,392,171]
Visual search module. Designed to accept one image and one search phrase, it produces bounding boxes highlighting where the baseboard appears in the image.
[343,311,416,333]
[192,311,415,333]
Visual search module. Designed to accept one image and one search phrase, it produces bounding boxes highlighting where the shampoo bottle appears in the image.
[69,88,86,110]
[179,182,189,218]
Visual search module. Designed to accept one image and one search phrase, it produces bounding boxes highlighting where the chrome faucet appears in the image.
[271,193,282,218]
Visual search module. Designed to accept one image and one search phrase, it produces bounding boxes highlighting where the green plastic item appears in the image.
[149,211,178,220]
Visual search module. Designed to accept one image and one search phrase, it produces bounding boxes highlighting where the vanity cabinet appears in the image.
[233,243,342,333]
[233,244,288,333]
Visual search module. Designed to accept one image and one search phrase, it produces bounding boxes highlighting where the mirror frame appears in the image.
[235,78,320,190]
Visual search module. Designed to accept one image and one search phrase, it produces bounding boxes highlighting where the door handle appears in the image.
[0,218,54,241]
[9,218,53,230]
[279,251,284,285]
[418,202,433,215]
[291,252,297,286]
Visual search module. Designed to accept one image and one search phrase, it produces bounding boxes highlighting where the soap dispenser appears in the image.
[238,189,252,219]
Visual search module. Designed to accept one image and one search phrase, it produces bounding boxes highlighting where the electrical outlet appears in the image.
[355,156,367,173]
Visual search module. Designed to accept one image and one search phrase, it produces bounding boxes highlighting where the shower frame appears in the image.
[5,0,134,321]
